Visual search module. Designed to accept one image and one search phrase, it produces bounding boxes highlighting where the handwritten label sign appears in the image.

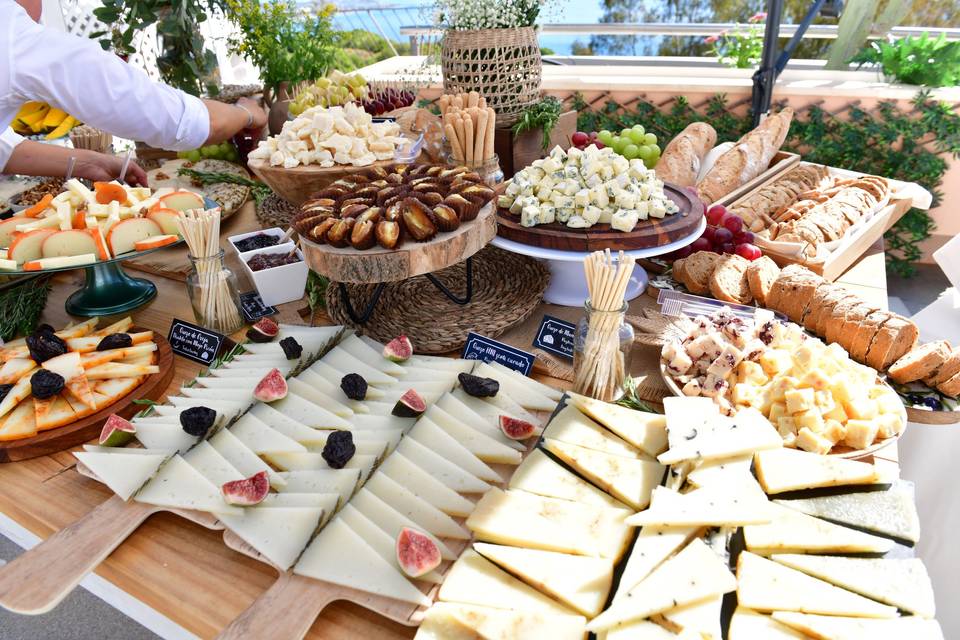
[239,291,277,323]
[168,319,226,366]
[462,332,535,376]
[532,315,576,361]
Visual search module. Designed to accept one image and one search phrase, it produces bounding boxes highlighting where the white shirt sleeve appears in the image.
[0,127,24,170]
[2,5,210,153]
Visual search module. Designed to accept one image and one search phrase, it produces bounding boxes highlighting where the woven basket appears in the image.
[441,27,541,127]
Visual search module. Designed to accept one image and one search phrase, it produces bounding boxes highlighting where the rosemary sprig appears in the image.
[615,376,659,413]
[512,96,563,150]
[0,277,51,341]
[176,167,273,206]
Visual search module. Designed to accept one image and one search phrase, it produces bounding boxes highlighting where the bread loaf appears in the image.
[888,341,951,384]
[677,251,721,295]
[655,123,717,187]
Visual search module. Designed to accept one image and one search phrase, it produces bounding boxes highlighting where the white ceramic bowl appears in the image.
[241,244,308,307]
[228,227,287,258]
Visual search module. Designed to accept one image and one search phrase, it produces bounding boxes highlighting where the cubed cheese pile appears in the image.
[498,145,678,232]
[249,102,407,168]
[661,309,905,454]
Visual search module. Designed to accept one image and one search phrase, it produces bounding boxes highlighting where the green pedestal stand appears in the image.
[65,262,157,317]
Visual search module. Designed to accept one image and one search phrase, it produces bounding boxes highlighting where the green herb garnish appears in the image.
[616,376,659,413]
[176,167,273,206]
[512,96,563,150]
[0,277,51,341]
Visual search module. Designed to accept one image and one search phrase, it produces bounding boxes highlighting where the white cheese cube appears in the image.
[585,174,603,189]
[505,181,521,196]
[527,166,545,182]
[535,184,553,202]
[604,180,619,198]
[611,208,639,232]
[552,194,575,209]
[707,345,744,378]
[566,215,591,229]
[566,147,583,163]
[508,198,523,215]
[549,145,566,160]
[615,174,631,188]
[598,209,613,224]
[497,195,513,209]
[612,155,629,174]
[582,205,602,225]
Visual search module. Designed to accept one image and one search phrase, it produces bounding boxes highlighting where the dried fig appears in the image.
[326,218,355,247]
[375,220,401,249]
[350,220,377,250]
[431,204,461,232]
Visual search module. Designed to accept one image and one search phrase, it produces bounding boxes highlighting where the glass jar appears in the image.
[443,145,504,186]
[573,301,634,402]
[186,250,245,334]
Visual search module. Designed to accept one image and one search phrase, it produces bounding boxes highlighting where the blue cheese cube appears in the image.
[612,156,629,174]
[520,205,542,227]
[566,215,591,229]
[527,166,545,182]
[590,186,609,208]
[552,194,575,209]
[574,189,591,208]
[509,198,524,215]
[604,180,620,198]
[640,182,651,199]
[555,207,574,223]
[615,174,631,188]
[611,208,640,232]
[598,208,613,224]
[600,164,615,181]
[549,145,566,160]
[635,200,650,220]
[665,199,679,214]
[650,200,666,218]
[616,191,636,209]
[535,184,553,202]
[539,204,557,224]
[567,147,583,163]
[541,157,561,174]
[563,181,579,196]
[520,185,535,197]
[513,175,532,190]
[582,205,602,225]
[497,195,513,209]
[585,174,603,189]
[563,165,580,180]
[539,175,556,190]
[505,181,521,197]
[550,169,565,181]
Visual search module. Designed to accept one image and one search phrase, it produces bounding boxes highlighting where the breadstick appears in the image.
[453,94,463,110]
[479,96,486,110]
[464,114,475,165]
[453,113,467,163]
[474,108,488,165]
[468,91,479,109]
[484,107,496,161]
[445,123,465,162]
[439,95,450,116]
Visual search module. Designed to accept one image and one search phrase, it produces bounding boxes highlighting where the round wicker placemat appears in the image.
[325,246,549,353]
[255,193,298,229]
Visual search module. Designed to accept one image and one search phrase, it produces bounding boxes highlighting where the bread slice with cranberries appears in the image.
[888,340,951,384]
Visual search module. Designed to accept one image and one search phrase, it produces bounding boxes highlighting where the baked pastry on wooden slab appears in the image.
[655,123,717,187]
[709,254,752,304]
[889,340,951,384]
[745,255,780,306]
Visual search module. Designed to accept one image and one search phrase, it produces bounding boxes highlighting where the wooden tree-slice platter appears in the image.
[0,330,174,463]
[248,158,399,207]
[301,202,496,284]
[495,182,704,252]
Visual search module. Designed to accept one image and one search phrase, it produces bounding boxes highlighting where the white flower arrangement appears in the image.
[432,0,559,30]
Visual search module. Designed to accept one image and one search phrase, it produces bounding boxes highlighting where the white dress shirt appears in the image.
[0,0,210,171]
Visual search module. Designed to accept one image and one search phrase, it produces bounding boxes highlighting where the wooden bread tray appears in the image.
[711,150,801,207]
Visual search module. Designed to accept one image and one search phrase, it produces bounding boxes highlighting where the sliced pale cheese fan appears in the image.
[543,438,664,510]
[229,411,307,454]
[728,608,807,640]
[736,551,897,618]
[662,396,718,449]
[277,469,361,503]
[419,407,521,465]
[415,602,587,640]
[772,611,945,640]
[294,518,431,607]
[219,506,324,571]
[543,404,644,458]
[270,393,351,429]
[435,393,526,452]
[133,419,198,454]
[686,454,754,488]
[755,447,880,494]
[397,435,492,492]
[321,349,398,385]
[743,501,894,554]
[658,406,782,465]
[350,489,457,560]
[181,441,244,486]
[587,538,737,632]
[337,504,443,584]
[625,484,771,527]
[471,362,556,410]
[73,449,169,500]
[378,452,475,517]
[286,377,353,418]
[508,448,627,510]
[335,334,406,375]
[468,488,632,559]
[772,554,935,619]
[248,404,326,446]
[133,455,242,515]
[653,595,723,640]
[364,472,470,540]
[450,388,540,432]
[473,542,614,617]
[36,395,81,431]
[438,549,576,616]
[565,391,668,456]
[614,524,701,600]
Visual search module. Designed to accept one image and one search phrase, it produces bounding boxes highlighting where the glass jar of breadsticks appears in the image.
[573,251,636,401]
[439,91,502,185]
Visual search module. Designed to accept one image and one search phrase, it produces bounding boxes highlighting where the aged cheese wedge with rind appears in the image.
[435,394,525,452]
[736,551,898,618]
[755,447,880,494]
[544,438,665,510]
[587,538,737,632]
[487,360,563,401]
[399,432,492,492]
[208,428,286,488]
[294,518,431,606]
[625,484,771,527]
[247,404,329,445]
[438,549,576,616]
[182,441,244,486]
[219,506,324,571]
[277,469,360,504]
[74,449,169,500]
[379,452,475,517]
[349,488,456,560]
[653,596,722,640]
[508,448,627,510]
[365,472,470,539]
[743,501,895,554]
[472,362,556,410]
[771,554,935,618]
[772,611,945,640]
[728,608,807,640]
[418,410,521,465]
[416,602,587,640]
[658,406,782,465]
[286,377,353,418]
[230,411,307,453]
[270,392,351,429]
[614,523,701,600]
[452,387,539,429]
[134,455,242,515]
[133,420,198,454]
[543,405,643,458]
[337,504,443,584]
[0,375,32,419]
[566,391,668,457]
[473,542,614,617]
[686,454,754,488]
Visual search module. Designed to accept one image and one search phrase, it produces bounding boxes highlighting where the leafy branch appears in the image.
[0,277,51,341]
[176,167,273,206]
[512,96,564,150]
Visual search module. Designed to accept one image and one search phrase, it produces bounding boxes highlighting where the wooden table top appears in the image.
[0,241,896,639]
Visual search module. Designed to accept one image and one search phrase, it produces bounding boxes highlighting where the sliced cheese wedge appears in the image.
[270,393,351,429]
[472,362,555,410]
[508,448,627,510]
[230,411,307,453]
[209,428,286,489]
[178,386,255,406]
[321,349,398,385]
[438,549,576,616]
[397,434,492,493]
[473,542,614,617]
[365,472,469,539]
[772,611,945,640]
[248,403,326,445]
[658,407,782,465]
[335,334,407,375]
[417,602,587,640]
[74,449,169,500]
[210,364,292,379]
[0,358,37,385]
[614,523,701,600]
[625,484,771,528]
[543,404,642,458]
[755,447,879,494]
[0,375,32,419]
[436,393,525,452]
[0,398,37,441]
[686,454,754,489]
[350,488,456,560]
[337,504,443,584]
[587,538,737,632]
[182,441,244,486]
[404,353,475,372]
[605,619,702,639]
[133,420,198,454]
[728,608,807,640]
[743,501,895,554]
[277,469,360,504]
[771,554,935,619]
[194,376,262,391]
[653,595,723,640]
[219,506,323,571]
[134,455,242,515]
[736,551,897,618]
[487,360,563,401]
[286,377,353,418]
[544,438,664,510]
[451,387,540,430]
[294,518,430,606]
[420,407,522,464]
[258,493,338,514]
[379,452,475,517]
[566,391,668,456]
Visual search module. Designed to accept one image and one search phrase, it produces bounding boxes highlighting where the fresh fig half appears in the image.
[395,527,441,578]
[499,415,536,440]
[221,471,270,506]
[247,317,280,343]
[254,368,287,402]
[392,389,426,418]
[99,414,136,447]
[383,335,412,362]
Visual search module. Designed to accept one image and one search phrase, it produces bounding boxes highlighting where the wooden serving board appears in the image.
[301,202,496,284]
[495,183,704,252]
[248,158,401,207]
[0,331,174,463]
[711,150,801,207]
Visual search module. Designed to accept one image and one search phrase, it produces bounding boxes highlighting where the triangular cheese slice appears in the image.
[662,396,718,449]
[230,411,307,453]
[248,404,327,446]
[658,407,782,465]
[286,377,353,418]
[0,398,37,441]
[543,405,643,458]
[134,455,242,515]
[508,448,627,510]
[438,549,576,615]
[350,489,457,560]
[93,376,144,407]
[774,484,920,542]
[472,362,556,410]
[182,441,244,486]
[379,452,475,517]
[566,392,668,456]
[294,518,431,606]
[397,435,491,493]
[606,619,702,639]
[755,447,879,494]
[133,420,198,454]
[436,393,525,452]
[772,611,945,640]
[474,542,614,617]
[337,504,443,584]
[36,394,78,431]
[278,469,360,504]
[419,602,587,640]
[625,484,771,528]
[615,523,701,600]
[74,449,169,500]
[587,539,737,632]
[0,358,37,385]
[686,454,754,488]
[321,349,397,385]
[64,372,97,410]
[269,392,351,429]
[419,410,521,465]
[736,551,897,618]
[653,595,723,639]
[543,438,664,510]
[772,554,935,618]
[0,374,33,419]
[208,428,286,489]
[728,608,807,640]
[451,388,540,432]
[364,472,469,539]
[219,506,323,571]
[743,502,894,554]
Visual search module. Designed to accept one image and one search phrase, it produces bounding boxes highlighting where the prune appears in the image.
[321,430,356,469]
[30,369,65,399]
[458,372,499,397]
[279,337,302,360]
[180,406,217,437]
[340,373,368,400]
[36,323,55,334]
[26,330,67,364]
[97,333,133,351]
[0,384,13,403]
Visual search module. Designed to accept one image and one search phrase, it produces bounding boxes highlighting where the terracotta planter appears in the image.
[266,82,293,136]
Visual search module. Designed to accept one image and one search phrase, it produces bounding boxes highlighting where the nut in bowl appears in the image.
[659,307,906,458]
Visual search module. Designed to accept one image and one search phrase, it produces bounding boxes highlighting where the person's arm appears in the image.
[3,140,148,186]
[202,97,267,145]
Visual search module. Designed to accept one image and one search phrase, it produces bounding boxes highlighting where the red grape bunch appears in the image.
[669,204,763,261]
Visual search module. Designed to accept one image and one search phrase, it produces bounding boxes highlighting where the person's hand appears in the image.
[236,97,268,130]
[74,151,149,187]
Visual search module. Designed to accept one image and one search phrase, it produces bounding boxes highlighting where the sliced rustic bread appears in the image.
[777,268,824,323]
[765,264,813,317]
[888,340,951,384]
[937,370,960,398]
[709,254,752,304]
[849,311,891,362]
[672,257,688,284]
[799,282,834,330]
[745,256,780,306]
[924,347,960,387]
[835,303,881,353]
[823,298,861,345]
[680,251,721,295]
[814,291,856,337]
[869,316,919,371]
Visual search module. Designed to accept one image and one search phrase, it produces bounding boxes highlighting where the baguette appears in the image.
[888,341,951,384]
[849,311,891,363]
[655,123,717,187]
[871,316,918,371]
[937,370,960,398]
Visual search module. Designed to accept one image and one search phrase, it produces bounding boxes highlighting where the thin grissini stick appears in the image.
[484,107,496,161]
[479,96,487,110]
[464,114,475,166]
[468,91,479,109]
[475,108,488,165]
[453,94,463,110]
[445,123,465,162]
